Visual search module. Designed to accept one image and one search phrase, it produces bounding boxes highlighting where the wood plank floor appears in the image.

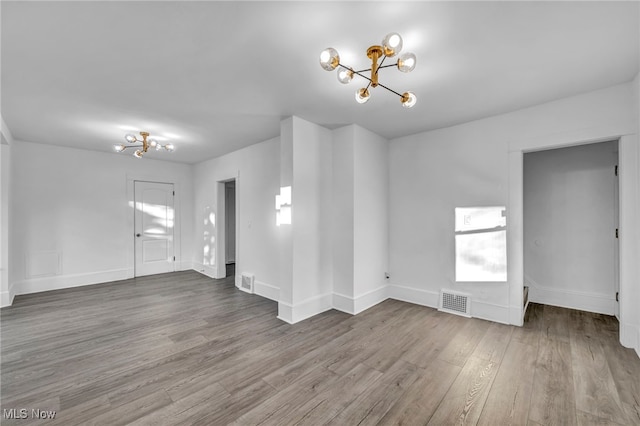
[1,271,639,425]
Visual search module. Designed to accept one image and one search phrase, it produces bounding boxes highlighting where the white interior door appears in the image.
[134,181,175,277]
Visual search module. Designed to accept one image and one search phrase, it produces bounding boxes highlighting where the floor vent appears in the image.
[240,273,254,294]
[439,289,472,317]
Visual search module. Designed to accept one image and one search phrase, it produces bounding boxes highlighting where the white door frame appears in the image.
[214,174,240,282]
[126,175,183,278]
[508,132,638,350]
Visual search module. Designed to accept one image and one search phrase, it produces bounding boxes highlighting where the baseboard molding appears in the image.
[332,292,355,314]
[526,276,615,315]
[15,268,133,296]
[620,322,640,358]
[192,263,218,280]
[0,288,15,308]
[277,292,333,324]
[332,286,389,315]
[472,300,510,325]
[388,284,439,309]
[354,285,389,314]
[254,280,279,301]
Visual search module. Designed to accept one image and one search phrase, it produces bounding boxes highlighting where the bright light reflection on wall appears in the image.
[203,206,215,266]
[455,206,507,282]
[276,186,292,226]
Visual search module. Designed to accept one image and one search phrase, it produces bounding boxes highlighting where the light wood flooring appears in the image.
[1,271,639,425]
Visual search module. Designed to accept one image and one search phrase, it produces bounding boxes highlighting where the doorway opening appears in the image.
[224,180,236,278]
[523,140,619,316]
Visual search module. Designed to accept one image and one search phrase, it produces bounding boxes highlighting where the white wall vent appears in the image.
[240,272,254,294]
[439,289,472,317]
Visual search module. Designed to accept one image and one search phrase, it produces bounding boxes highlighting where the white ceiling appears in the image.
[2,1,638,164]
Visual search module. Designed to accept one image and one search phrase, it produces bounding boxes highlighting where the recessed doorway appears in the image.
[523,140,618,315]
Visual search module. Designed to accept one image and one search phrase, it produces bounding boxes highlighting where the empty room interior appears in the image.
[1,1,639,425]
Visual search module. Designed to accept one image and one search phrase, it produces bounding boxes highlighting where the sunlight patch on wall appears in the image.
[276,186,292,226]
[455,206,507,282]
[203,206,216,266]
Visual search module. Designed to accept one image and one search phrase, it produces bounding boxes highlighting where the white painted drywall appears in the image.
[353,125,389,309]
[331,126,355,306]
[278,118,293,308]
[524,141,618,314]
[0,143,11,307]
[389,82,637,326]
[290,116,333,315]
[193,135,281,301]
[9,140,194,296]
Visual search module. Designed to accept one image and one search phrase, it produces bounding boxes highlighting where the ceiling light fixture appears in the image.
[113,131,174,158]
[320,33,417,108]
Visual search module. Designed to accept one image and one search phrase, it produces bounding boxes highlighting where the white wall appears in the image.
[524,141,618,314]
[278,116,333,323]
[353,125,389,311]
[389,82,637,328]
[331,125,355,306]
[193,136,281,301]
[0,140,11,307]
[331,124,390,315]
[10,141,194,295]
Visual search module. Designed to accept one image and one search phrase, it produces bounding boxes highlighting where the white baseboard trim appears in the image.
[254,280,279,302]
[332,292,355,314]
[620,322,640,358]
[332,286,389,315]
[527,277,615,315]
[15,268,133,296]
[277,292,333,324]
[192,263,218,280]
[472,300,510,325]
[0,286,15,308]
[277,302,294,324]
[388,284,439,309]
[354,285,389,314]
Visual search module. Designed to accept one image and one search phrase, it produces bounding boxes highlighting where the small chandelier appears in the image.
[320,33,417,108]
[113,131,174,158]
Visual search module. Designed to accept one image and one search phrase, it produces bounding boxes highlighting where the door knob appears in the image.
[136,233,141,237]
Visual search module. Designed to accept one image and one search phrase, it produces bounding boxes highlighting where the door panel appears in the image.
[135,181,175,276]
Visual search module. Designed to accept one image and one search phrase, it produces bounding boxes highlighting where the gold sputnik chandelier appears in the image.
[320,32,417,108]
[113,131,174,158]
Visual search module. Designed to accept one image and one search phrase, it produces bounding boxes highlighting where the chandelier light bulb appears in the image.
[133,149,143,158]
[397,52,417,73]
[319,48,340,71]
[401,91,417,108]
[165,143,175,152]
[148,139,158,148]
[114,144,126,152]
[125,133,137,143]
[355,88,370,104]
[382,32,403,57]
[337,67,354,84]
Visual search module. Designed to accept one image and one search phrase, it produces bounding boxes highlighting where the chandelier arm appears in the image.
[350,69,374,83]
[377,64,397,70]
[376,82,405,99]
[376,56,387,76]
[121,145,144,150]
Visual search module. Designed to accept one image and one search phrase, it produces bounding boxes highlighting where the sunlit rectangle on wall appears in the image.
[455,206,507,282]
